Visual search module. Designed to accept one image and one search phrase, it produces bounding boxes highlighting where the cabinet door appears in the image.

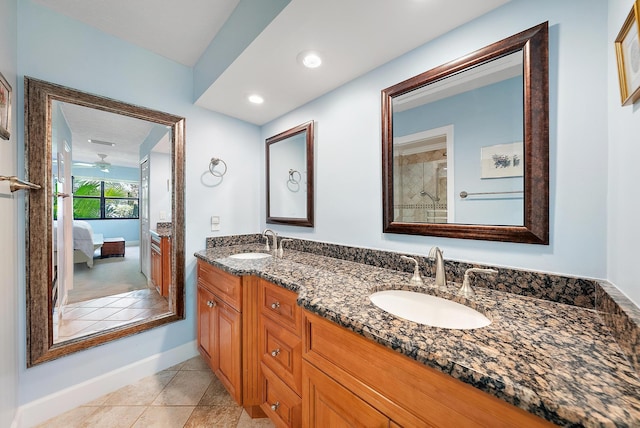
[214,297,243,405]
[160,236,171,296]
[303,362,389,428]
[197,285,215,363]
[150,245,162,293]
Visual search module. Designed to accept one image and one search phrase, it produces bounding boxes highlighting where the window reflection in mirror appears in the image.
[392,51,524,226]
[51,100,171,344]
[266,121,314,227]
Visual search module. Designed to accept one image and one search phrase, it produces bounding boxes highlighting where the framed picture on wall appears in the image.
[0,72,11,140]
[615,0,640,106]
[480,142,523,179]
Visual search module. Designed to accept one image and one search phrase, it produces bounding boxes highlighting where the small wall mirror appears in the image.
[25,77,185,366]
[382,22,549,244]
[266,121,314,227]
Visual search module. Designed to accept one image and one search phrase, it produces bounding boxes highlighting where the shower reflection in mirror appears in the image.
[393,125,454,224]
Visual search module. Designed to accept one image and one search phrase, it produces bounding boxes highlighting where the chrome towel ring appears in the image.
[209,158,227,177]
[288,169,301,184]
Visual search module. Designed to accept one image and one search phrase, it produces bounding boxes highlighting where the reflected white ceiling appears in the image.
[58,102,169,169]
[34,0,510,126]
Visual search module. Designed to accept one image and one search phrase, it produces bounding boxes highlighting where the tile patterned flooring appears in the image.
[36,356,276,428]
[53,287,170,342]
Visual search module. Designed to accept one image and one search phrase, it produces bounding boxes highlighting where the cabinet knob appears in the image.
[207,300,216,308]
[270,401,280,411]
[271,348,280,357]
[271,301,280,310]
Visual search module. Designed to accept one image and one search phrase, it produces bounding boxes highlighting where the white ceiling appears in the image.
[35,0,510,126]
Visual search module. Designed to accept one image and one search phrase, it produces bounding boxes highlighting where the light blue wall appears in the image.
[394,77,523,225]
[0,0,18,425]
[262,0,608,281]
[607,0,640,306]
[17,0,262,408]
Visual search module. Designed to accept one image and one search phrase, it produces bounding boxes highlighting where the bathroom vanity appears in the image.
[195,237,640,427]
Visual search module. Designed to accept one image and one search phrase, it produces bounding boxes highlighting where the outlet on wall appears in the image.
[211,216,220,231]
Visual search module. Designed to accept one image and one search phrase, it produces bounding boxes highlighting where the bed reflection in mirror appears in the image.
[51,100,171,344]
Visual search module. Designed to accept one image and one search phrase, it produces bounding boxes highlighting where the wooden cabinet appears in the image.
[303,362,389,428]
[194,262,552,427]
[302,310,553,428]
[150,232,171,297]
[258,279,303,427]
[197,260,243,404]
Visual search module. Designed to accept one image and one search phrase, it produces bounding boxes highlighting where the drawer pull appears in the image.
[271,348,280,357]
[270,401,280,411]
[207,300,216,308]
[271,301,280,310]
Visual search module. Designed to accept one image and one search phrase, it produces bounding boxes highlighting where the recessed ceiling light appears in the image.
[297,50,322,69]
[248,94,264,104]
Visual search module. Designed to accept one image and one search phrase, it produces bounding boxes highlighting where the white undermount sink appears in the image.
[369,290,491,330]
[228,252,272,260]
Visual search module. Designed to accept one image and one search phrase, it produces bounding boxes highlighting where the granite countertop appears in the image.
[150,227,171,238]
[195,244,640,427]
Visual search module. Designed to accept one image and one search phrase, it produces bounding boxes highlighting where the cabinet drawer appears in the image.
[259,279,301,336]
[197,260,242,311]
[261,363,302,428]
[260,316,302,395]
[302,361,389,428]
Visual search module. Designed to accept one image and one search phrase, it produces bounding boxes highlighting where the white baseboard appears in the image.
[15,341,198,428]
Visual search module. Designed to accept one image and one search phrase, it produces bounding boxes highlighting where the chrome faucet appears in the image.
[428,246,447,291]
[458,268,498,298]
[262,229,278,253]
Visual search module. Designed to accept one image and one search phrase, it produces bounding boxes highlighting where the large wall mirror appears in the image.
[266,120,314,227]
[382,22,549,244]
[25,77,185,366]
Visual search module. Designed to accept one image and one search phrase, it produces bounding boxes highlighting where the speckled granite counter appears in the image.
[151,222,172,237]
[195,242,640,427]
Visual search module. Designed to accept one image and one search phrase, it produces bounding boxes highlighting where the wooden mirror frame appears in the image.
[382,22,549,244]
[25,77,185,366]
[266,120,315,227]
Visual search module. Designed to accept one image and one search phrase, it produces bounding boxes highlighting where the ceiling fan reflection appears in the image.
[74,153,111,173]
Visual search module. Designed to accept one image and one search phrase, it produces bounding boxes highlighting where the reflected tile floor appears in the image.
[53,288,170,342]
[36,356,275,428]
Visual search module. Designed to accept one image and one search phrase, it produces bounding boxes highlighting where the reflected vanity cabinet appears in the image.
[150,231,171,297]
[258,279,303,427]
[197,260,243,404]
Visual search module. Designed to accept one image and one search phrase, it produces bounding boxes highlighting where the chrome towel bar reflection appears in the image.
[209,157,227,177]
[0,175,42,192]
[460,190,523,199]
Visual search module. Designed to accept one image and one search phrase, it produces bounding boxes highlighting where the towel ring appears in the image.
[209,158,227,177]
[288,169,301,184]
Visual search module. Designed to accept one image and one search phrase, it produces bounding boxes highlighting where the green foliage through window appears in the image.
[72,177,139,219]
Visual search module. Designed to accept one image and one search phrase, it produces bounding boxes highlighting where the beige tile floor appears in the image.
[53,288,170,343]
[36,356,276,428]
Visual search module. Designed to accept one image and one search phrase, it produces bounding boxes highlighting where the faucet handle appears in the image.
[278,239,293,257]
[458,268,498,298]
[400,255,424,285]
